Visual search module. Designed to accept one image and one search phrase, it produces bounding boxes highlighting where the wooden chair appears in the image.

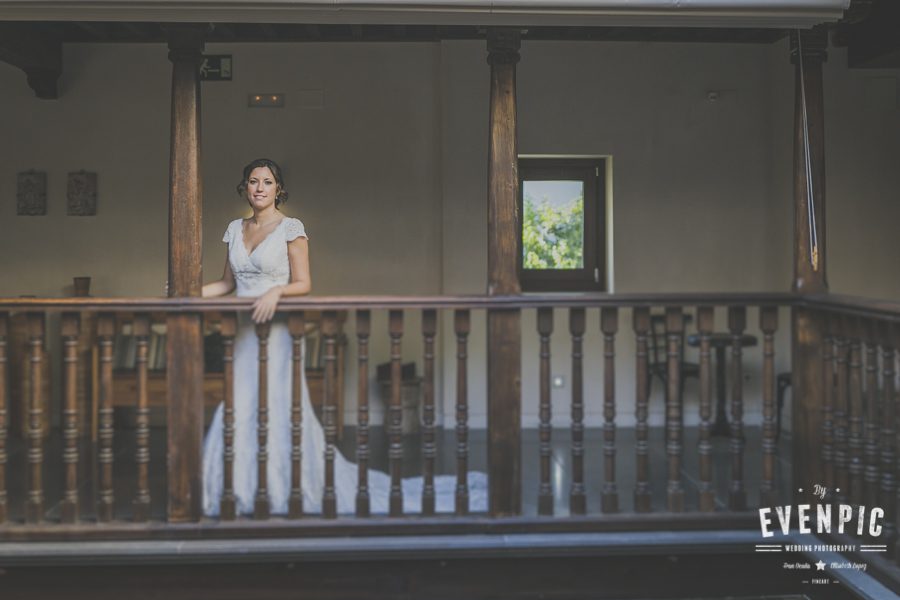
[648,312,700,401]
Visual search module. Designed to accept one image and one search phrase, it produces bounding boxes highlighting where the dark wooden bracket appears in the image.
[0,23,62,99]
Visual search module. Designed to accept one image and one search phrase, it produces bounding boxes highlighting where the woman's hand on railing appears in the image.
[251,286,284,323]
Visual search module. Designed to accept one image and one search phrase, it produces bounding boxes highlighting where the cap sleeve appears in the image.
[222,219,238,244]
[284,218,308,241]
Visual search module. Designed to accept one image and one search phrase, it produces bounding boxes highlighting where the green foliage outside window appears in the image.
[522,194,584,269]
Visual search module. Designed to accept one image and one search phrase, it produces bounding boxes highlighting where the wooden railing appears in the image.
[0,291,897,576]
[801,295,900,575]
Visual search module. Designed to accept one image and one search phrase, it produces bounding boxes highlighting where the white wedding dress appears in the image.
[202,217,487,516]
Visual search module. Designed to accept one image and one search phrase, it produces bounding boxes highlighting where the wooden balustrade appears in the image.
[4,291,900,580]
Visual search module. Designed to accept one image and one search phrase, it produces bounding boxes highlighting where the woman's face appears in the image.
[246,166,279,211]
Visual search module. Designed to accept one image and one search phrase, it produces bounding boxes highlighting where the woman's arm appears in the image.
[251,237,310,323]
[202,248,236,298]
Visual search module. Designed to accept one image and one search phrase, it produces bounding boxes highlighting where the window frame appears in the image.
[517,157,607,292]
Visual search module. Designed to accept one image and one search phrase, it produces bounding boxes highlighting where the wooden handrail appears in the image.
[0,292,799,312]
[6,292,900,318]
[801,293,900,322]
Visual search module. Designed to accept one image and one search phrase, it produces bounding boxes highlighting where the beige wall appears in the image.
[1,38,897,429]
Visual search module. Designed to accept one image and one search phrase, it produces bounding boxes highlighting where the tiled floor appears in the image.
[3,419,791,522]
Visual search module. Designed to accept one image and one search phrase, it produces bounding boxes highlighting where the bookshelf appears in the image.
[105,313,346,434]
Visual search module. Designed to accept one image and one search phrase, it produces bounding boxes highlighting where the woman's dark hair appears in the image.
[236,158,289,207]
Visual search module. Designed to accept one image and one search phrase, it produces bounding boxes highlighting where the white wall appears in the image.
[1,37,897,430]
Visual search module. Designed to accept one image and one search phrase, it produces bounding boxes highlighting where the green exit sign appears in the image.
[200,55,232,81]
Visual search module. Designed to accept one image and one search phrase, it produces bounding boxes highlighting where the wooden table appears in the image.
[687,333,758,436]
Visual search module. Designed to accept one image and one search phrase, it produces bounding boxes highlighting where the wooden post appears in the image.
[790,27,828,501]
[165,25,206,523]
[486,28,522,517]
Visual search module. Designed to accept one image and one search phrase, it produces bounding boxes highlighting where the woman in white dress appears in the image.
[201,158,485,517]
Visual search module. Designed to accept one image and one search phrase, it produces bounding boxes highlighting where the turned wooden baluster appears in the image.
[822,323,835,492]
[322,311,339,518]
[848,316,864,507]
[760,306,778,507]
[0,313,7,523]
[601,307,618,513]
[24,313,46,523]
[133,314,151,522]
[421,309,437,516]
[254,321,271,519]
[633,307,651,513]
[569,308,586,515]
[834,315,850,503]
[60,313,81,523]
[878,324,896,549]
[388,310,404,516]
[665,307,685,512]
[892,322,900,561]
[727,306,746,511]
[97,313,115,522]
[355,310,371,517]
[288,312,306,518]
[696,306,715,511]
[863,320,881,509]
[455,309,470,515]
[219,313,237,520]
[537,307,553,516]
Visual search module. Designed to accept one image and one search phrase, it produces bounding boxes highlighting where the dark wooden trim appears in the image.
[0,512,761,544]
[517,157,606,292]
[0,291,801,312]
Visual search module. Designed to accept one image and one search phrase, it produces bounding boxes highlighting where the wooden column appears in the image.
[486,28,522,517]
[165,25,206,523]
[790,27,828,500]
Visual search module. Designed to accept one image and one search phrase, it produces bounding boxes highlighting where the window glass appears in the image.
[522,180,584,270]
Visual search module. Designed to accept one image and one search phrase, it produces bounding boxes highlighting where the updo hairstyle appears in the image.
[236,158,289,207]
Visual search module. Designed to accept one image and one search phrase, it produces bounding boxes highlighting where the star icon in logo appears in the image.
[815,560,826,571]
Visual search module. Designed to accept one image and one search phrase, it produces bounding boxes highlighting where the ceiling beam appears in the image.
[0,22,62,99]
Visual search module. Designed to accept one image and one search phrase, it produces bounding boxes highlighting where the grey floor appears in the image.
[3,417,792,522]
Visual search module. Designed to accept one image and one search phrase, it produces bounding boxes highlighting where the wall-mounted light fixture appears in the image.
[248,93,285,108]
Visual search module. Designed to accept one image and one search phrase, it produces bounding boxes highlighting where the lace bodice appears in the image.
[223,217,307,297]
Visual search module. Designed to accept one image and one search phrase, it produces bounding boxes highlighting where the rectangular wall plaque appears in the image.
[17,170,47,216]
[67,171,98,216]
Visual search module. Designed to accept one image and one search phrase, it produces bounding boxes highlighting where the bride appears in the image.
[201,158,485,516]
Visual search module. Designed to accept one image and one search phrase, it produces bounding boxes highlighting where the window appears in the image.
[518,157,606,292]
